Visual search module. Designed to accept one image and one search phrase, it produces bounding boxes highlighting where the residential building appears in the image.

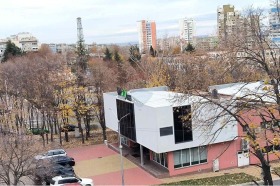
[195,36,218,51]
[137,20,157,53]
[217,4,241,40]
[269,6,280,48]
[0,39,7,61]
[179,18,195,45]
[157,36,180,53]
[9,32,40,52]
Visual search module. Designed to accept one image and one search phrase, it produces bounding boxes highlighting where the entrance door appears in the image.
[237,150,249,167]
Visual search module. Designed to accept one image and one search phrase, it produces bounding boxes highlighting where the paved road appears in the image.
[66,144,162,185]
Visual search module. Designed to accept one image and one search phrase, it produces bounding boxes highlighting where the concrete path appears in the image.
[66,144,162,185]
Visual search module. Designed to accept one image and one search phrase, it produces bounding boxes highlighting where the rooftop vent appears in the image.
[211,89,219,99]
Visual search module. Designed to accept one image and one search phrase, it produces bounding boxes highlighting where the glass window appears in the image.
[191,147,199,165]
[199,146,207,163]
[182,149,190,166]
[173,151,182,168]
[173,105,193,143]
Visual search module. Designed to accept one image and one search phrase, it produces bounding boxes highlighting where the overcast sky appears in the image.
[0,0,270,44]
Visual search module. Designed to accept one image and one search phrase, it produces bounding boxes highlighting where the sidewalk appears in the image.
[160,162,280,184]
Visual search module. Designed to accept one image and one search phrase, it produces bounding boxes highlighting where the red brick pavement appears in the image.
[66,144,162,185]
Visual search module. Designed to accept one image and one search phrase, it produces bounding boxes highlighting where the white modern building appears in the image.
[104,86,239,176]
[179,18,195,45]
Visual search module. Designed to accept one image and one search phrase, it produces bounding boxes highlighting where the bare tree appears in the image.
[0,133,42,185]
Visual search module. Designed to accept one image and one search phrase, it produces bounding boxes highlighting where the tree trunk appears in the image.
[65,131,69,142]
[262,163,273,185]
[77,115,85,144]
[85,114,91,140]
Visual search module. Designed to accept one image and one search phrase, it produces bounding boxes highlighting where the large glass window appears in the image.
[173,105,193,143]
[173,146,207,168]
[151,151,168,168]
[116,99,136,141]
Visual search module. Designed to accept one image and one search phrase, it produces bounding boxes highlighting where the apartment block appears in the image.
[137,20,157,53]
[269,6,280,48]
[217,5,241,40]
[9,32,40,52]
[179,18,195,44]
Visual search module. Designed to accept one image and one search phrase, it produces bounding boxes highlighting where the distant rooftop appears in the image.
[209,81,276,103]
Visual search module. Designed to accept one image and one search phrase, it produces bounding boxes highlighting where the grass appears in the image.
[273,167,280,176]
[164,173,259,185]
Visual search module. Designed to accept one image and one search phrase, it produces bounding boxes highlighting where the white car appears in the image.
[35,149,67,160]
[50,175,94,186]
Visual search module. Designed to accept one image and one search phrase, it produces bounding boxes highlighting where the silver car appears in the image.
[35,149,67,160]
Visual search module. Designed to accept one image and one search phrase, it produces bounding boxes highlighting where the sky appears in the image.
[0,0,270,44]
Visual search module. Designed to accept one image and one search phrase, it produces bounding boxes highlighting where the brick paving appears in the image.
[66,144,280,185]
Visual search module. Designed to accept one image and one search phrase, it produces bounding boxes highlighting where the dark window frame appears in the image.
[173,105,193,143]
[116,99,136,141]
[160,126,173,136]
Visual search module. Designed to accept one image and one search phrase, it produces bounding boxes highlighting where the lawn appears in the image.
[273,167,280,176]
[164,173,259,185]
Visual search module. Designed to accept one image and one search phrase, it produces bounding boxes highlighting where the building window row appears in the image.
[173,146,207,168]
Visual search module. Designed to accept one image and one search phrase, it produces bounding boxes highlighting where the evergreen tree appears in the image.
[128,45,141,64]
[2,40,23,62]
[113,50,121,63]
[149,46,157,57]
[103,47,112,61]
[185,43,195,53]
[76,39,88,73]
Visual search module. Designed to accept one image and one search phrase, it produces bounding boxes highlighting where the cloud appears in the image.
[0,0,270,44]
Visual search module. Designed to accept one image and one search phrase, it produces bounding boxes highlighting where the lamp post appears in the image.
[118,113,130,186]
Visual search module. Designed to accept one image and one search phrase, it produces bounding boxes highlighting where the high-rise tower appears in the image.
[179,18,195,44]
[217,5,241,40]
[137,20,157,54]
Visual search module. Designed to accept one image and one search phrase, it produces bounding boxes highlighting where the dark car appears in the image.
[34,163,75,185]
[51,156,76,167]
[30,127,49,135]
[60,124,77,132]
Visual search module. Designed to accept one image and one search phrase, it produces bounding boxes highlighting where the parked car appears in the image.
[30,127,49,135]
[51,156,75,167]
[50,175,93,186]
[35,149,67,160]
[34,163,75,185]
[60,124,78,132]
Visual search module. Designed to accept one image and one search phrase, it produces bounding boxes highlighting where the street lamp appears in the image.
[109,108,130,186]
[118,113,130,186]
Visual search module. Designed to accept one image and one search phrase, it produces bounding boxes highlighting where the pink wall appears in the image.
[238,109,280,165]
[167,141,239,176]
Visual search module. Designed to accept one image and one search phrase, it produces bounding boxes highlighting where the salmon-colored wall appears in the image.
[238,109,280,165]
[151,22,157,50]
[167,141,239,176]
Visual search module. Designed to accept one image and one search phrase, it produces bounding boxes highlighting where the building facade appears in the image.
[137,20,157,53]
[269,6,280,48]
[104,83,280,176]
[179,18,195,45]
[10,32,40,52]
[103,86,242,176]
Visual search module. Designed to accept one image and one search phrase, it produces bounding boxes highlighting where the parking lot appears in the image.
[66,144,162,185]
